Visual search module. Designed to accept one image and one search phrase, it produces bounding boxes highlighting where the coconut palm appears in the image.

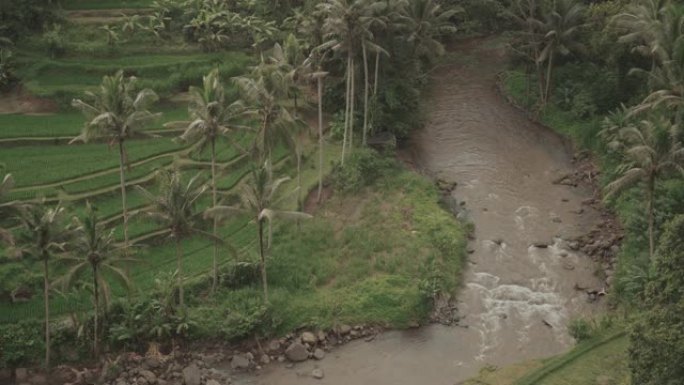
[168,68,249,294]
[402,0,457,63]
[537,0,586,105]
[100,25,120,46]
[234,59,306,209]
[58,203,133,358]
[205,160,312,302]
[136,170,207,309]
[507,0,546,105]
[318,0,371,163]
[603,117,684,259]
[71,71,160,262]
[13,202,71,370]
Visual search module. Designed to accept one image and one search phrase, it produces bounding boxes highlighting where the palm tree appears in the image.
[13,202,71,370]
[168,68,248,294]
[71,71,160,262]
[234,59,306,209]
[270,34,309,116]
[100,25,120,46]
[402,0,457,63]
[603,117,684,259]
[0,173,16,245]
[318,0,370,163]
[58,203,133,358]
[537,0,586,105]
[205,160,311,302]
[507,0,546,106]
[137,170,207,309]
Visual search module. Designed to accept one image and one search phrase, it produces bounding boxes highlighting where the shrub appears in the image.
[42,24,66,59]
[0,320,44,369]
[568,318,593,342]
[330,149,396,193]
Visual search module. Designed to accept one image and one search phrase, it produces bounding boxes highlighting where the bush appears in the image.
[42,24,66,59]
[568,318,593,342]
[330,149,395,193]
[0,320,44,369]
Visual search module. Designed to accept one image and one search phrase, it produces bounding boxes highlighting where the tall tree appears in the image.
[136,170,207,309]
[318,0,370,163]
[206,160,311,302]
[58,203,133,358]
[13,202,71,370]
[71,71,160,263]
[169,68,248,294]
[402,0,457,63]
[603,116,684,259]
[537,0,586,105]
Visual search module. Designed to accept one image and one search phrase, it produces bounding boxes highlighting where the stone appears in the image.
[301,331,317,344]
[277,355,286,363]
[206,380,221,385]
[569,241,580,250]
[182,364,201,385]
[338,324,352,335]
[139,370,157,384]
[285,342,309,362]
[317,330,327,342]
[260,354,271,365]
[311,368,325,379]
[16,368,28,382]
[268,340,281,352]
[313,348,325,360]
[533,242,548,248]
[29,374,48,385]
[145,357,161,369]
[231,354,251,370]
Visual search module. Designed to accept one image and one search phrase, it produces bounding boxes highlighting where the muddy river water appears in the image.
[238,37,605,385]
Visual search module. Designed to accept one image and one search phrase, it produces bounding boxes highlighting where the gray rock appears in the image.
[268,340,281,352]
[260,354,271,365]
[301,332,317,344]
[231,354,251,370]
[182,364,201,385]
[285,342,309,362]
[338,324,352,335]
[139,370,157,384]
[29,374,47,385]
[145,357,161,369]
[317,330,327,342]
[313,348,325,360]
[16,368,28,383]
[312,368,325,379]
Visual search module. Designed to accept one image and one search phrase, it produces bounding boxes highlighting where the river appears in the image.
[237,36,605,385]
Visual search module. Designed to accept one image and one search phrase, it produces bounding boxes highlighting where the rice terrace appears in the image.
[1,1,683,385]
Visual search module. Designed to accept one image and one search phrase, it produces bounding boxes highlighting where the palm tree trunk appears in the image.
[118,140,129,265]
[349,56,355,154]
[362,42,370,146]
[93,264,99,359]
[648,175,655,260]
[43,259,50,370]
[374,52,380,96]
[258,219,268,302]
[317,74,325,203]
[342,54,351,165]
[176,238,184,308]
[544,52,555,107]
[211,139,219,294]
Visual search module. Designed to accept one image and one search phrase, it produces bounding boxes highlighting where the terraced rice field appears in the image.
[0,0,329,322]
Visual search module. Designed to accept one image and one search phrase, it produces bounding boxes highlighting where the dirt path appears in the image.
[237,36,605,385]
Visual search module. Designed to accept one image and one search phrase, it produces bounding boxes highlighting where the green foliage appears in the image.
[0,320,44,369]
[330,148,396,193]
[42,24,66,59]
[0,0,57,42]
[0,49,17,92]
[568,318,593,342]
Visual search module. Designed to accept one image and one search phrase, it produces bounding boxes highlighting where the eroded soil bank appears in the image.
[237,37,607,385]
